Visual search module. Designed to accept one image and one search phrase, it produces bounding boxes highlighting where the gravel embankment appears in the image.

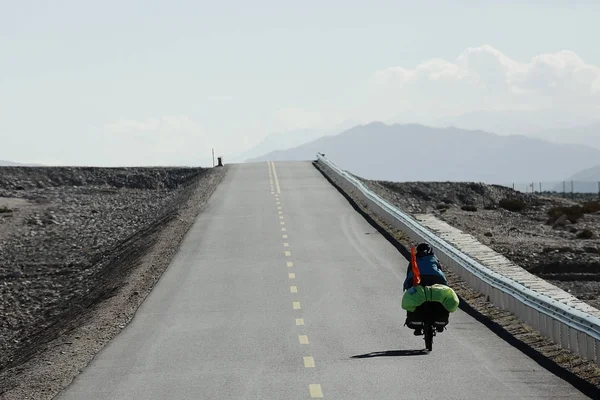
[0,166,227,399]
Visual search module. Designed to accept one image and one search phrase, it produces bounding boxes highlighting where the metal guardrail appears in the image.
[316,153,600,364]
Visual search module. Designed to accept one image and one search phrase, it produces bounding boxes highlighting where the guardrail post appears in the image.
[579,330,592,360]
[551,319,560,344]
[538,313,549,338]
[569,327,579,356]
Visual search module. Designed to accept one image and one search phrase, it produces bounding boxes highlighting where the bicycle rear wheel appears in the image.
[424,324,433,351]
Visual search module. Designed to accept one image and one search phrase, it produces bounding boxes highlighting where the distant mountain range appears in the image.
[248,122,600,184]
[0,160,20,166]
[0,160,42,166]
[230,121,359,163]
[426,109,599,138]
[559,165,600,193]
[528,122,600,151]
[569,165,600,181]
[543,165,600,193]
[229,129,332,163]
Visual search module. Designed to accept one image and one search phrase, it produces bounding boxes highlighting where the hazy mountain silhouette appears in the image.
[248,122,600,184]
[0,160,42,166]
[230,121,359,163]
[569,165,600,181]
[229,129,331,163]
[547,164,600,193]
[428,109,598,136]
[528,122,600,151]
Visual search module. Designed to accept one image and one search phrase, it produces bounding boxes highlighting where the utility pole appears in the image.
[571,180,574,200]
[212,148,215,167]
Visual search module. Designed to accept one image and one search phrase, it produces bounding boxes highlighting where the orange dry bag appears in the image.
[411,245,421,287]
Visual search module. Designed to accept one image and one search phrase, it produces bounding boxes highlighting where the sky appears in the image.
[2,0,600,166]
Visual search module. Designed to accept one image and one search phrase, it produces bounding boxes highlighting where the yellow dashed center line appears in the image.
[270,161,281,194]
[303,356,315,368]
[269,163,324,398]
[268,162,273,183]
[298,335,309,344]
[309,384,324,398]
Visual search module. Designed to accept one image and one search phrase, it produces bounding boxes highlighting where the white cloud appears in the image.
[376,58,477,86]
[374,45,600,114]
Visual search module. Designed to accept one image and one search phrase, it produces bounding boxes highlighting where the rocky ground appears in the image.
[0,166,226,398]
[359,179,600,309]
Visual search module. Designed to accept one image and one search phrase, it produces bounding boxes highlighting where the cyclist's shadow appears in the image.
[351,349,428,358]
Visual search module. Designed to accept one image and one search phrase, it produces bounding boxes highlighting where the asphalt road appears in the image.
[56,161,589,399]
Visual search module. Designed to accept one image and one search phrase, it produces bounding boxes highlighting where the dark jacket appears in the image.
[403,254,448,291]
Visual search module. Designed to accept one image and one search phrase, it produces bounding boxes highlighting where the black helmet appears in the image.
[416,242,434,257]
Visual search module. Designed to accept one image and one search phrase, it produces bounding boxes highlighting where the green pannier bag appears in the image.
[401,284,459,313]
